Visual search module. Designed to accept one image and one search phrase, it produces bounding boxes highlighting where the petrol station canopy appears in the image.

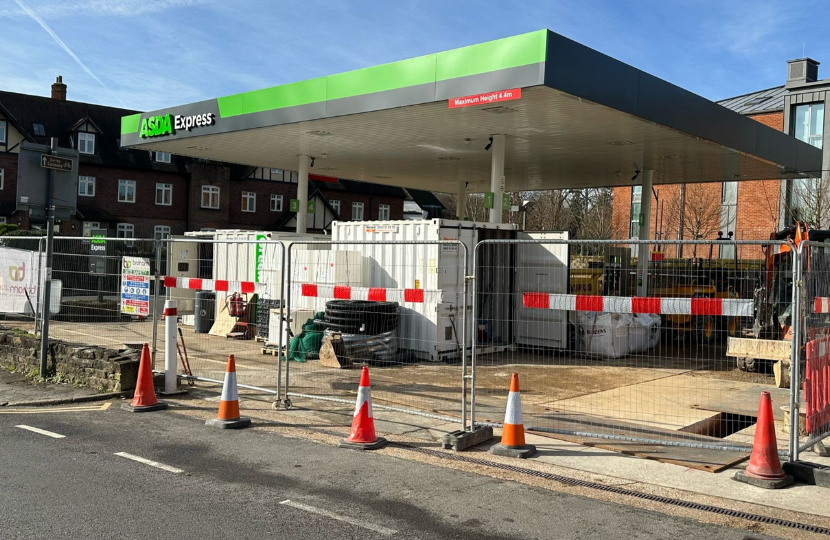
[121,29,822,193]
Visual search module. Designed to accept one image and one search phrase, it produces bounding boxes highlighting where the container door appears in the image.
[514,231,569,348]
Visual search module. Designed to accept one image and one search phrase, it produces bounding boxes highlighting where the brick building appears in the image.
[0,77,407,238]
[612,58,827,255]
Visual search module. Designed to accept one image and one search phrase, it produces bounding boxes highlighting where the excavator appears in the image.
[728,222,830,387]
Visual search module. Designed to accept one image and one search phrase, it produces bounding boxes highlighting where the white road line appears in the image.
[15,425,66,438]
[279,499,396,536]
[114,452,184,474]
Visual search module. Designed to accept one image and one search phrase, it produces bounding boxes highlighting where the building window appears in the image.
[154,225,171,240]
[82,222,100,237]
[629,186,642,238]
[0,169,4,190]
[78,175,95,197]
[0,120,6,143]
[201,186,220,209]
[118,179,135,203]
[154,151,172,163]
[720,181,738,258]
[242,191,256,212]
[0,217,6,224]
[270,194,283,212]
[155,183,172,205]
[78,132,96,154]
[32,123,45,137]
[352,202,364,221]
[793,102,824,149]
[270,168,284,181]
[378,204,390,221]
[117,223,134,239]
[330,200,340,216]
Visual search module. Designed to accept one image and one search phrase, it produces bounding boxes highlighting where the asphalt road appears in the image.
[0,403,781,540]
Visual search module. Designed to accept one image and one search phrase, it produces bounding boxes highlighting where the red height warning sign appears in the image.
[448,88,521,109]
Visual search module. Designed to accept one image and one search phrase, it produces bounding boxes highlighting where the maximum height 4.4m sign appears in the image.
[120,256,151,317]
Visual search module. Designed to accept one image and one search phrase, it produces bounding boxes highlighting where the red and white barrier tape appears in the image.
[815,298,830,314]
[295,283,441,304]
[163,276,264,294]
[805,336,830,433]
[522,293,753,317]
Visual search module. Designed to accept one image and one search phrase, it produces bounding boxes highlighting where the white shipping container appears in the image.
[332,219,518,361]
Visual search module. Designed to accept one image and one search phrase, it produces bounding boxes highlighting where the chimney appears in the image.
[51,75,67,100]
[786,58,819,88]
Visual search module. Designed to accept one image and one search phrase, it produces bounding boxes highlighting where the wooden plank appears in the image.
[726,337,791,361]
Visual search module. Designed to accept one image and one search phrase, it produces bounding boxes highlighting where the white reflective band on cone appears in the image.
[354,386,373,418]
[220,371,239,402]
[503,391,523,425]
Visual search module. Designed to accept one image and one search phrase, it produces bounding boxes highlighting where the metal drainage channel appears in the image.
[386,442,830,537]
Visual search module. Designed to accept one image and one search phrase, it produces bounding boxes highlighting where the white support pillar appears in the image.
[488,134,505,224]
[457,181,466,220]
[296,155,310,234]
[164,299,178,394]
[637,169,654,296]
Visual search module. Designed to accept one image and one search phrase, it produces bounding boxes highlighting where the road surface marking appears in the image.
[0,402,112,415]
[279,499,396,536]
[15,425,66,438]
[114,452,184,474]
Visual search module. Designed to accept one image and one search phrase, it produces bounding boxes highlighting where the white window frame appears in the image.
[629,186,642,238]
[155,183,172,206]
[201,186,220,209]
[118,179,136,203]
[378,204,390,221]
[82,222,100,237]
[242,191,256,212]
[78,132,95,154]
[78,175,95,197]
[0,168,4,191]
[0,120,6,143]
[352,202,364,221]
[270,194,283,212]
[116,223,134,239]
[154,225,171,240]
[0,217,7,224]
[330,200,340,215]
[154,151,172,163]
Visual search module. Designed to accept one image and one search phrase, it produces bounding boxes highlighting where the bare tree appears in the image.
[664,183,722,257]
[789,173,830,229]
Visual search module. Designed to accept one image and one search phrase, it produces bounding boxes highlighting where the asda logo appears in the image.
[140,114,174,138]
[139,112,216,138]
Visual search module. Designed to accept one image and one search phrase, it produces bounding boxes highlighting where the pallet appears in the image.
[261,346,282,356]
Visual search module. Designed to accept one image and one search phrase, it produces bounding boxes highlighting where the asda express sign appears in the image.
[139,112,216,138]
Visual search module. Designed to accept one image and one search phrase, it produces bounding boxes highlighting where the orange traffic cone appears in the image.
[490,373,536,458]
[206,355,251,429]
[122,343,168,412]
[339,366,387,450]
[734,391,794,489]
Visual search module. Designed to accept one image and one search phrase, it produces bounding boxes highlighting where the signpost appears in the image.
[120,256,151,318]
[17,139,79,377]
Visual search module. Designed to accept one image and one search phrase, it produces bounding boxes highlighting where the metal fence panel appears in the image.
[284,239,468,426]
[472,238,794,456]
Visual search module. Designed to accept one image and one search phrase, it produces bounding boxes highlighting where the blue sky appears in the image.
[2,0,828,112]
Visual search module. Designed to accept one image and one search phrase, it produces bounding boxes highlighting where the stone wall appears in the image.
[0,329,140,392]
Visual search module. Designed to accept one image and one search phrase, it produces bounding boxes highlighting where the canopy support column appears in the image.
[296,154,310,234]
[457,181,467,220]
[488,134,505,224]
[637,169,654,296]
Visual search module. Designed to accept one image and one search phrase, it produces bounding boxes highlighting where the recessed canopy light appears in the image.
[659,154,681,160]
[609,141,635,146]
[306,130,333,137]
[375,175,392,179]
[316,166,337,171]
[437,156,461,161]
[186,145,212,151]
[481,106,516,114]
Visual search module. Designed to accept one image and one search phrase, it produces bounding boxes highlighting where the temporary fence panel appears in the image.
[473,238,794,461]
[332,219,516,361]
[513,231,570,349]
[159,237,286,393]
[284,238,469,426]
[796,241,830,457]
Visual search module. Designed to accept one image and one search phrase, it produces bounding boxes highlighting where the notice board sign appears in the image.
[120,256,151,317]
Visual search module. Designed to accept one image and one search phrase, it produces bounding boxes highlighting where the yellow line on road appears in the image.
[0,402,112,414]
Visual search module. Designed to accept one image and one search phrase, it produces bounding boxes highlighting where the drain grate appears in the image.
[388,442,830,536]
